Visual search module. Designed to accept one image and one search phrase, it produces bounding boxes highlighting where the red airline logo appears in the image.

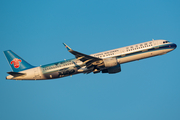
[10,58,22,68]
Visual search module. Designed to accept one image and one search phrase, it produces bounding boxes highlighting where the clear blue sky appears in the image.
[0,0,180,120]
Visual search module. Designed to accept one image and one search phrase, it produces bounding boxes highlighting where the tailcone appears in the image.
[6,75,14,80]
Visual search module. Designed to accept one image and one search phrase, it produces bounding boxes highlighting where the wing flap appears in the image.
[63,43,102,72]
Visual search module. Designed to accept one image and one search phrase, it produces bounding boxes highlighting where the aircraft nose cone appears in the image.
[174,43,177,49]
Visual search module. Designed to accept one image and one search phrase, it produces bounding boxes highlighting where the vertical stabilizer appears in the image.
[3,50,34,72]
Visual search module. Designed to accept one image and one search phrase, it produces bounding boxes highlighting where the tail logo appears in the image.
[10,58,22,68]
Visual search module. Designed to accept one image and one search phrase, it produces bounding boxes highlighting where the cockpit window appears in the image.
[163,41,169,44]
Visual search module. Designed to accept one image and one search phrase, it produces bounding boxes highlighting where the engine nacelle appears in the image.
[102,57,121,74]
[103,57,118,68]
[102,64,121,74]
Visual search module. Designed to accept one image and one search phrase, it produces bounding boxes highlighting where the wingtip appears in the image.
[62,43,71,51]
[62,43,66,46]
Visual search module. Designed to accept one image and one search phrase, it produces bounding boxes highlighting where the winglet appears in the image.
[63,43,72,51]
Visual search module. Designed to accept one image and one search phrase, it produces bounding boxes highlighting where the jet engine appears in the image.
[103,57,118,68]
[102,64,121,74]
[102,57,121,74]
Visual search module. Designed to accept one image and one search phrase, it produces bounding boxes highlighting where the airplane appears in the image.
[3,39,177,80]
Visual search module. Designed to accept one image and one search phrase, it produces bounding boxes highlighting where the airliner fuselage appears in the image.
[4,39,177,80]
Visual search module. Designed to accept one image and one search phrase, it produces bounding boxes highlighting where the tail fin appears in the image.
[3,50,34,72]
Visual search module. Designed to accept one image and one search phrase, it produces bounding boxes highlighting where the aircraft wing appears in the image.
[63,43,103,69]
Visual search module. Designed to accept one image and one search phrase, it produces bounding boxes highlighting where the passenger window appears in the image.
[163,41,169,43]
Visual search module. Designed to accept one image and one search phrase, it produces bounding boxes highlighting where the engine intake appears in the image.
[102,57,121,74]
[103,57,118,68]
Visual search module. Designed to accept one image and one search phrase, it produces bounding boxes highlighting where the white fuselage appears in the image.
[6,40,177,80]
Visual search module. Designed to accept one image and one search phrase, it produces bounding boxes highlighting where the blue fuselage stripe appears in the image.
[117,44,175,59]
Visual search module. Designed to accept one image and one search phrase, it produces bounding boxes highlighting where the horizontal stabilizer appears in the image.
[7,72,26,77]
